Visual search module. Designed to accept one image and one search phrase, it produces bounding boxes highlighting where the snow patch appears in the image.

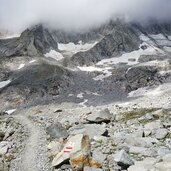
[29,60,36,64]
[97,43,163,66]
[18,64,25,69]
[78,66,103,72]
[58,41,97,54]
[0,34,20,40]
[5,109,16,115]
[77,93,84,98]
[0,80,11,88]
[45,50,64,61]
[79,99,88,107]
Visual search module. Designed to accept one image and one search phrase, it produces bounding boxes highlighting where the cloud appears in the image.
[0,0,171,33]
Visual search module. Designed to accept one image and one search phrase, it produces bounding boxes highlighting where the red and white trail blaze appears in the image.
[64,146,73,153]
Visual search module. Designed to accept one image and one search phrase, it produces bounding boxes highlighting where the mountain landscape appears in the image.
[0,1,171,171]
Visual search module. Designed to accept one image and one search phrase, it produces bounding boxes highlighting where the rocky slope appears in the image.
[0,19,171,171]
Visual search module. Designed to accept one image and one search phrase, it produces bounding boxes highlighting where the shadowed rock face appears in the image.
[126,65,164,90]
[0,59,73,107]
[133,21,171,35]
[66,22,141,66]
[0,25,58,57]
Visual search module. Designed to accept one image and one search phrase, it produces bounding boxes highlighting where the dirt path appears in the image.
[10,114,52,171]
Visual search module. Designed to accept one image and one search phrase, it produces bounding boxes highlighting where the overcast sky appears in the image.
[0,0,171,33]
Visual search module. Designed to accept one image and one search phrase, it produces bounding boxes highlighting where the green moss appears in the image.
[122,108,158,121]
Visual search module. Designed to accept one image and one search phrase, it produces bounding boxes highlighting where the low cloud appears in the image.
[0,0,171,33]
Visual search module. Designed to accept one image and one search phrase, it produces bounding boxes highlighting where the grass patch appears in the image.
[122,108,158,121]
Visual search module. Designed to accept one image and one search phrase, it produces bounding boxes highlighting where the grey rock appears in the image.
[46,122,69,139]
[128,158,158,171]
[0,141,12,155]
[68,124,108,139]
[155,129,168,140]
[86,108,112,123]
[155,161,171,170]
[128,58,136,62]
[124,136,158,148]
[144,121,163,131]
[92,149,106,165]
[129,146,156,157]
[60,164,72,170]
[162,153,171,162]
[114,150,134,169]
[157,146,171,157]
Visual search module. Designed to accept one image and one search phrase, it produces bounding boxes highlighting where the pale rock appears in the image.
[86,108,112,123]
[69,124,107,139]
[92,149,106,165]
[142,129,152,137]
[155,161,171,170]
[144,121,163,131]
[152,109,164,118]
[125,136,158,148]
[157,146,171,157]
[47,141,63,156]
[129,146,156,157]
[162,153,171,162]
[52,134,91,167]
[128,158,158,171]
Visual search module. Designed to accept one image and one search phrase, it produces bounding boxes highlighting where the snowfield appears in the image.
[45,50,64,61]
[0,80,11,89]
[58,41,97,54]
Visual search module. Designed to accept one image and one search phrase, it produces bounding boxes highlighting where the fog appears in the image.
[0,0,171,33]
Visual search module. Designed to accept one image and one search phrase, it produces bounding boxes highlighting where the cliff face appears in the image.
[0,25,58,57]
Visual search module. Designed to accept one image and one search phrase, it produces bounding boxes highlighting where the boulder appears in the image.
[84,167,103,171]
[0,141,12,156]
[124,136,158,148]
[155,162,171,170]
[92,149,106,166]
[128,158,158,171]
[52,134,91,168]
[68,124,108,139]
[0,158,8,171]
[86,108,112,124]
[157,146,171,157]
[126,65,163,90]
[114,150,134,169]
[46,122,69,140]
[129,147,156,157]
[144,121,163,131]
[155,129,168,140]
[47,141,63,157]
